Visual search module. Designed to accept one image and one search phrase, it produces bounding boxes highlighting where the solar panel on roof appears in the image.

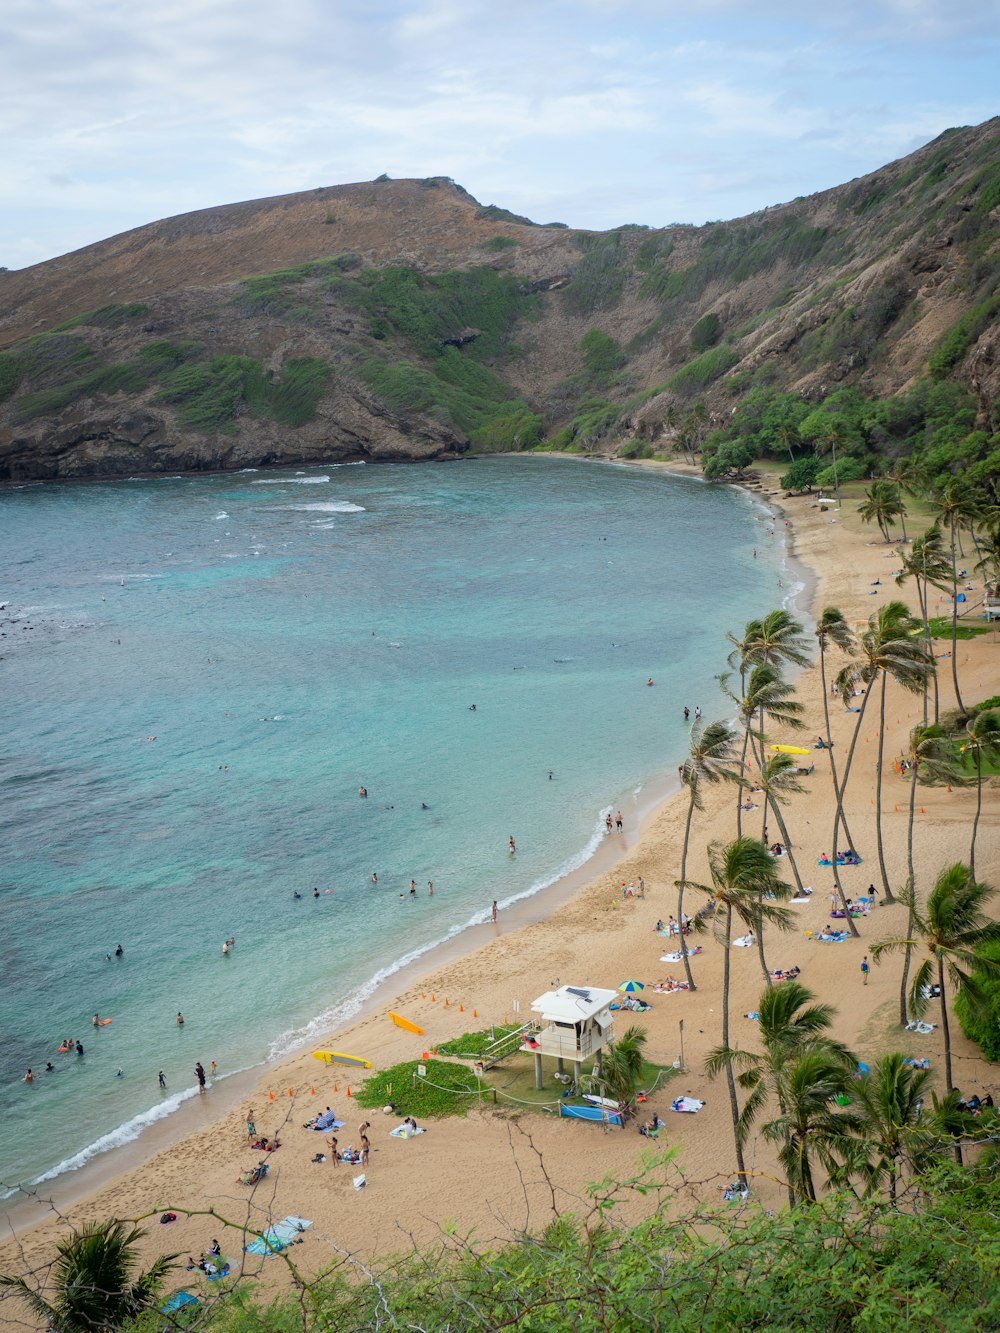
[566,987,591,1000]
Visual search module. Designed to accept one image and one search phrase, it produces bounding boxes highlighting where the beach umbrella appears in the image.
[618,980,644,993]
[770,744,812,755]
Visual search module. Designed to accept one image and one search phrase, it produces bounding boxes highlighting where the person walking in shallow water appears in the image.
[195,1062,206,1093]
[508,835,516,854]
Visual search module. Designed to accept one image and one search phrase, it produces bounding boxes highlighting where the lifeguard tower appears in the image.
[525,985,617,1089]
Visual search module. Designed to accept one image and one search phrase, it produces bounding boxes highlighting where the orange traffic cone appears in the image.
[288,1088,293,1097]
[459,1003,464,1012]
[346,1086,352,1097]
[444,997,450,1006]
[473,1009,477,1018]
[268,1090,274,1100]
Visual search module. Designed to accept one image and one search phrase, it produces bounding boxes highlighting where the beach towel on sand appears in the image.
[390,1124,425,1138]
[671,1097,704,1114]
[245,1216,311,1255]
[733,935,755,948]
[660,948,701,963]
[905,1020,936,1035]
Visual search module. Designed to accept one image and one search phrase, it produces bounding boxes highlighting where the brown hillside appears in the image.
[1,119,999,483]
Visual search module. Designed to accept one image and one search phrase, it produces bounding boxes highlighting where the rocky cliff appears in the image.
[1,118,998,482]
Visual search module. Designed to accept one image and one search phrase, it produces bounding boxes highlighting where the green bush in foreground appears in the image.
[58,1154,999,1331]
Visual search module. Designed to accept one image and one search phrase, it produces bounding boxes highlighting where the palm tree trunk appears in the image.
[820,644,858,854]
[755,908,773,987]
[970,749,982,881]
[768,798,805,896]
[736,726,750,837]
[677,788,699,992]
[916,577,930,729]
[722,903,748,1184]
[939,957,963,1165]
[899,760,918,1027]
[950,516,965,714]
[831,686,875,939]
[874,671,894,902]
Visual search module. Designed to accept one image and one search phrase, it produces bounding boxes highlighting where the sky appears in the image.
[2,0,998,271]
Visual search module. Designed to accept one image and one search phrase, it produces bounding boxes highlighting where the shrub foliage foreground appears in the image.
[35,1151,993,1332]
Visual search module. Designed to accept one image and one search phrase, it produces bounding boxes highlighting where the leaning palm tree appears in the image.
[724,662,804,840]
[815,607,858,851]
[832,601,932,929]
[681,837,793,1182]
[932,479,983,715]
[871,607,934,905]
[0,1219,178,1333]
[858,479,906,543]
[898,725,963,1026]
[963,709,1000,880]
[851,1053,939,1203]
[726,611,809,834]
[871,864,1000,1101]
[755,753,808,898]
[706,979,851,1207]
[676,719,741,991]
[760,1046,862,1203]
[896,528,951,725]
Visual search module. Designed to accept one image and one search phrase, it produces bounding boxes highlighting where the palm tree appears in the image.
[852,1053,938,1203]
[760,1047,862,1202]
[726,611,809,835]
[963,710,1000,880]
[871,864,1000,1099]
[858,480,906,543]
[682,837,793,1182]
[898,725,962,1026]
[706,979,851,1207]
[755,753,808,899]
[896,529,951,725]
[832,601,932,930]
[871,606,933,905]
[0,1220,178,1333]
[725,662,804,840]
[815,607,857,850]
[600,1024,648,1112]
[931,479,983,715]
[676,719,741,991]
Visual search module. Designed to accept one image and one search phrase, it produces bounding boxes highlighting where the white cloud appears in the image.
[0,0,997,267]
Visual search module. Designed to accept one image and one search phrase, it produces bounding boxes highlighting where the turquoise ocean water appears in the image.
[0,456,785,1194]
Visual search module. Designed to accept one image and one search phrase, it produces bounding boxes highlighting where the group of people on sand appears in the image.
[328,1122,372,1167]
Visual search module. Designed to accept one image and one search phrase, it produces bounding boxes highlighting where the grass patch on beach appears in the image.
[436,1025,524,1058]
[928,616,993,640]
[353,1059,479,1118]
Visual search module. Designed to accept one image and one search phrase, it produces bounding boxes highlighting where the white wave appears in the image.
[238,468,259,472]
[278,501,365,513]
[215,512,229,519]
[252,477,330,486]
[28,1085,201,1188]
[267,810,611,1063]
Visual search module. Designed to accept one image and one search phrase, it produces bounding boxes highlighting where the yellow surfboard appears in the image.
[770,744,812,755]
[388,1011,424,1035]
[311,1050,371,1069]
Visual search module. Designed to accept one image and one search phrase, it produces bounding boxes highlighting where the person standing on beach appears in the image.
[195,1062,207,1093]
[861,956,870,986]
[329,1135,339,1165]
[615,810,623,832]
[638,877,645,899]
[360,1134,370,1167]
[491,900,498,923]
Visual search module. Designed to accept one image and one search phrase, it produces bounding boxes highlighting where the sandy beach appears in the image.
[3,465,998,1300]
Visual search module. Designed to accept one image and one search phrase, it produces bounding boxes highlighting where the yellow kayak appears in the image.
[311,1051,371,1068]
[388,1011,424,1035]
[770,744,812,755]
